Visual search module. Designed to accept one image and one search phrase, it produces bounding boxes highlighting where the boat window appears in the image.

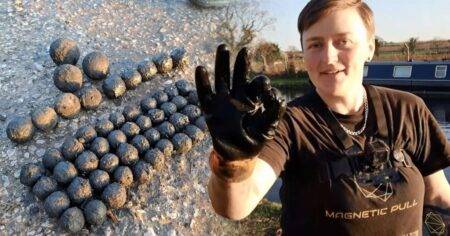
[393,66,412,78]
[435,65,447,78]
[363,65,368,77]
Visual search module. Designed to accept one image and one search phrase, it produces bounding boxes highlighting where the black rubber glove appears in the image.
[195,44,286,161]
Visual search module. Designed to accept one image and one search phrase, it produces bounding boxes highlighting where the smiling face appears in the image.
[302,7,375,98]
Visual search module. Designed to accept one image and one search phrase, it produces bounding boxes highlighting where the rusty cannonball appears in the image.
[107,130,127,150]
[153,53,173,74]
[140,97,157,112]
[53,64,83,93]
[194,116,208,131]
[44,191,71,218]
[75,125,97,145]
[75,151,99,176]
[171,95,188,110]
[172,133,192,154]
[131,135,150,155]
[170,47,188,69]
[181,104,202,123]
[32,176,58,200]
[152,90,169,105]
[67,177,92,204]
[143,128,160,145]
[187,90,199,105]
[61,136,84,161]
[83,199,107,226]
[175,79,194,96]
[95,118,114,137]
[144,148,165,171]
[169,113,190,132]
[54,93,81,119]
[113,166,133,187]
[122,105,141,122]
[121,68,142,90]
[89,169,110,191]
[157,121,175,139]
[59,207,85,233]
[163,84,179,99]
[78,86,102,110]
[89,137,110,157]
[132,161,153,184]
[102,182,126,209]
[99,153,119,174]
[20,163,45,187]
[109,112,126,129]
[82,51,109,80]
[7,116,35,143]
[120,122,140,139]
[116,143,139,166]
[137,60,157,81]
[49,38,80,65]
[183,124,205,144]
[155,139,173,157]
[42,148,64,171]
[135,115,152,131]
[160,102,177,117]
[147,109,165,125]
[53,161,78,185]
[102,75,126,99]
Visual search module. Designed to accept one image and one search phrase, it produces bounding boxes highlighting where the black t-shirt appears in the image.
[258,85,450,235]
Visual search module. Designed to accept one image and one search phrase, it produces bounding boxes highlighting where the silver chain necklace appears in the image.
[331,90,369,136]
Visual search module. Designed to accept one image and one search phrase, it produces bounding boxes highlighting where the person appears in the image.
[194,0,450,234]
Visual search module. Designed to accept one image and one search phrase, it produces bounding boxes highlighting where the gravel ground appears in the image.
[0,0,241,235]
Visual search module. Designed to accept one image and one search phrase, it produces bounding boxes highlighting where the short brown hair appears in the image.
[298,0,375,42]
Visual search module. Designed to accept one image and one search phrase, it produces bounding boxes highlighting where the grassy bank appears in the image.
[233,199,282,236]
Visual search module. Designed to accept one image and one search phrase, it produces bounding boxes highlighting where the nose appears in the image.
[322,42,339,64]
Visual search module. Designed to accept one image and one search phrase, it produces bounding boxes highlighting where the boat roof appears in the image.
[367,60,450,65]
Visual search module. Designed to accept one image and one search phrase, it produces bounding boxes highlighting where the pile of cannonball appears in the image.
[19,81,207,233]
[6,38,189,144]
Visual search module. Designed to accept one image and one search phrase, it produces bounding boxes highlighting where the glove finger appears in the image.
[260,87,286,134]
[195,66,214,113]
[214,44,231,95]
[245,75,271,104]
[231,47,249,97]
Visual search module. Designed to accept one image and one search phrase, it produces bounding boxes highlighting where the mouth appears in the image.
[320,69,345,77]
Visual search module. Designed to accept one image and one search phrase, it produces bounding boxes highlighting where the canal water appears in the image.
[264,86,450,202]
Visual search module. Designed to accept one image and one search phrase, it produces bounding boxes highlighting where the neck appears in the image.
[317,85,366,115]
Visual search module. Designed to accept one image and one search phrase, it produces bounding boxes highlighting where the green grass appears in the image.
[234,199,282,236]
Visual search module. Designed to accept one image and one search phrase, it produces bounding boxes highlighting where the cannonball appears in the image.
[20,163,45,187]
[75,125,97,145]
[78,86,102,110]
[42,148,63,171]
[102,183,126,209]
[181,104,202,123]
[102,75,126,99]
[113,166,133,187]
[32,176,58,200]
[53,161,78,185]
[122,105,141,122]
[140,97,157,112]
[163,84,179,99]
[169,113,190,132]
[109,112,125,129]
[153,53,173,74]
[53,64,83,92]
[183,124,205,144]
[67,177,92,204]
[143,128,160,145]
[121,69,142,90]
[132,161,153,184]
[144,148,165,171]
[99,153,119,173]
[75,151,99,176]
[89,169,110,191]
[135,115,152,131]
[61,136,84,161]
[170,47,188,69]
[157,121,175,139]
[6,116,35,143]
[95,118,114,137]
[137,60,157,81]
[195,116,208,131]
[31,106,58,132]
[175,79,193,96]
[59,207,85,233]
[160,102,177,117]
[49,38,80,65]
[187,90,199,105]
[147,109,165,125]
[171,95,188,110]
[83,199,107,226]
[54,93,81,119]
[82,51,109,80]
[89,137,110,157]
[172,133,192,154]
[120,122,140,139]
[44,191,70,217]
[107,130,127,149]
[152,90,169,105]
[155,139,173,157]
[131,135,150,155]
[116,143,138,166]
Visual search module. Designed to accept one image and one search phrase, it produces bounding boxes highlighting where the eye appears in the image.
[308,42,321,49]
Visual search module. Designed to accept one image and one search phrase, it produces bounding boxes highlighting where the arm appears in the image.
[424,170,450,209]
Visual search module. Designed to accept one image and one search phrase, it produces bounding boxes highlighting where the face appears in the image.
[302,7,375,98]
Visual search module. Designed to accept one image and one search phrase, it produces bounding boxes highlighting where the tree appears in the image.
[407,37,418,59]
[287,45,300,52]
[253,41,283,72]
[374,36,385,58]
[216,1,275,55]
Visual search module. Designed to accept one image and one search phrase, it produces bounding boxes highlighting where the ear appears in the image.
[367,36,375,60]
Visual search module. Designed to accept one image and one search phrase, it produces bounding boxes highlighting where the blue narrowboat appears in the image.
[363,61,450,94]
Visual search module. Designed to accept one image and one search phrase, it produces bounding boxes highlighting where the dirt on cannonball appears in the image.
[6,116,35,143]
[89,169,110,191]
[44,191,71,218]
[120,122,141,139]
[78,86,102,110]
[102,182,126,209]
[75,125,97,145]
[160,102,177,117]
[95,118,114,137]
[49,38,80,65]
[170,47,189,69]
[175,79,194,96]
[147,108,165,125]
[140,97,158,112]
[135,115,152,131]
[171,95,188,110]
[132,161,153,184]
[99,153,119,174]
[121,68,142,90]
[59,207,85,233]
[82,51,109,80]
[42,148,64,171]
[144,128,161,145]
[67,177,93,204]
[61,136,84,161]
[19,163,45,187]
[153,53,173,74]
[53,64,83,93]
[157,121,176,139]
[152,90,169,105]
[172,133,192,154]
[32,176,59,200]
[74,151,99,176]
[107,130,127,150]
[113,166,134,187]
[109,112,126,129]
[137,60,158,81]
[31,106,59,132]
[130,134,150,155]
[181,104,202,123]
[54,93,81,119]
[155,139,174,157]
[102,75,126,99]
[183,124,205,144]
[116,143,139,166]
[89,137,110,157]
[53,161,78,185]
[144,148,165,171]
[122,105,142,122]
[83,199,107,226]
[169,113,190,132]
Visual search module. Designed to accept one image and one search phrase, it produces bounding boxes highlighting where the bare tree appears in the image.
[407,37,419,59]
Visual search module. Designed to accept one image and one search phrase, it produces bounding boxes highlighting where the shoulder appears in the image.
[372,85,427,110]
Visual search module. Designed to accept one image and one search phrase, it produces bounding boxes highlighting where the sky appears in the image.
[257,0,450,51]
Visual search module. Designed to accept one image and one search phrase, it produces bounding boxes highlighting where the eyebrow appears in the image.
[305,32,353,42]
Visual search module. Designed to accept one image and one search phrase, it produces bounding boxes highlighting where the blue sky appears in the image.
[258,0,450,50]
